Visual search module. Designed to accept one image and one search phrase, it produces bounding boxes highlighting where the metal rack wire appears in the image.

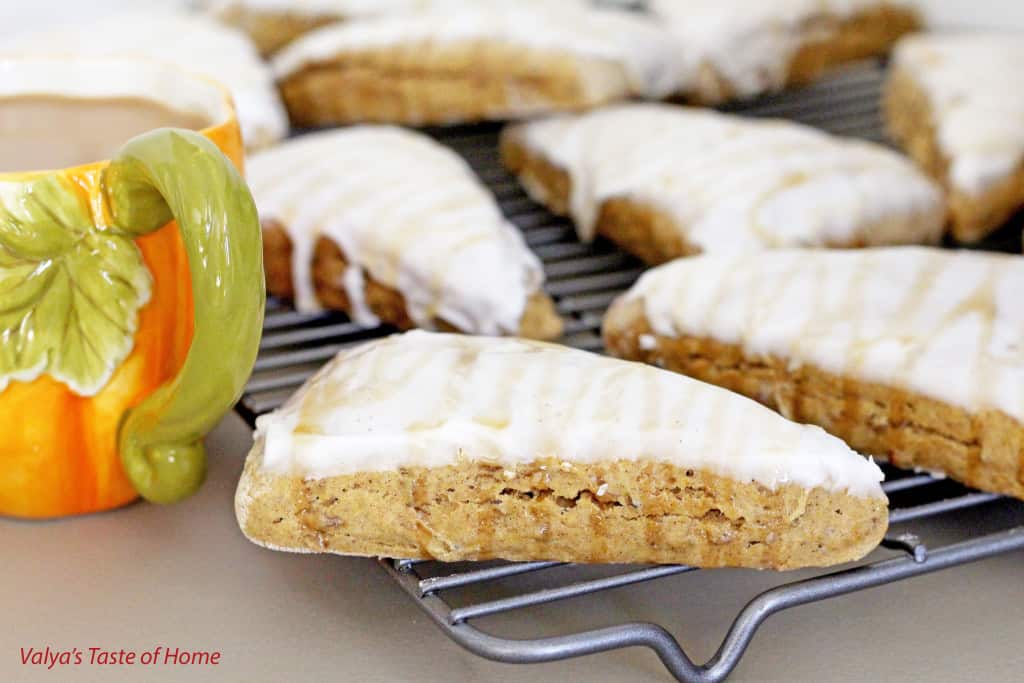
[236,60,1024,681]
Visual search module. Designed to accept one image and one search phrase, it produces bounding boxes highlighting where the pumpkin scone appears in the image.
[0,9,287,150]
[249,126,561,339]
[236,331,888,568]
[885,32,1024,243]
[270,4,681,127]
[651,0,921,105]
[604,247,1024,500]
[502,103,944,265]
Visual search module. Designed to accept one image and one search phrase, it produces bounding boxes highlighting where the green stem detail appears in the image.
[104,129,264,504]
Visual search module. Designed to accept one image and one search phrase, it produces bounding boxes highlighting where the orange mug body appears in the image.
[0,58,262,518]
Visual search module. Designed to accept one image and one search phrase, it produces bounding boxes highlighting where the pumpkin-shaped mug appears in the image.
[0,58,264,518]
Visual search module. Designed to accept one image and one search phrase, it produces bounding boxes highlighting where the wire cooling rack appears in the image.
[236,61,1024,681]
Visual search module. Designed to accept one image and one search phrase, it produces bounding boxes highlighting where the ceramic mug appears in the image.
[0,58,264,518]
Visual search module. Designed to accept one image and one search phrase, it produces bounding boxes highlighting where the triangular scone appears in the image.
[651,0,920,104]
[271,4,681,127]
[207,0,589,57]
[0,9,286,150]
[236,331,887,569]
[503,104,945,264]
[250,126,562,340]
[605,247,1024,500]
[886,33,1024,243]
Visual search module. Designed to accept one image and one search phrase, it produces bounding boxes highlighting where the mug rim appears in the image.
[0,55,238,176]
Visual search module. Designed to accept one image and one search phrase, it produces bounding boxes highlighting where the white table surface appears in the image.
[5,412,1024,683]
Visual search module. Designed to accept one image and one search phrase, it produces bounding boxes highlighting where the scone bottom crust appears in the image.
[237,444,887,570]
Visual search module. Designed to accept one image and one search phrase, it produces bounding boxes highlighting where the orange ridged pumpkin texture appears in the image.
[0,116,243,518]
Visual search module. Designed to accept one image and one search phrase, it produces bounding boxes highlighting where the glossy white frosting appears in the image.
[651,0,891,100]
[1,9,287,150]
[516,103,944,250]
[892,32,1024,195]
[272,4,682,100]
[623,247,1024,423]
[247,126,544,335]
[255,330,885,498]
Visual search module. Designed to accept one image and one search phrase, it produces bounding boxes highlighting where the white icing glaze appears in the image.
[272,4,682,100]
[623,247,1024,423]
[517,103,945,250]
[651,0,891,100]
[893,32,1024,195]
[247,126,544,335]
[255,330,885,498]
[0,9,287,150]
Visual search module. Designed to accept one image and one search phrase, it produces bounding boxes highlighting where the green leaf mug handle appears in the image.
[103,129,264,504]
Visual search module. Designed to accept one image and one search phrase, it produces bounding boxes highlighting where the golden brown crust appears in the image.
[278,41,631,127]
[604,298,1024,500]
[684,5,921,105]
[785,6,921,86]
[884,66,1024,243]
[236,446,887,569]
[214,5,340,56]
[261,219,297,298]
[261,220,563,340]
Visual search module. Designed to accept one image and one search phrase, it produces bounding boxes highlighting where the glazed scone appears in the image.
[503,104,944,264]
[0,9,287,150]
[249,126,561,340]
[236,331,888,568]
[885,32,1024,243]
[604,247,1024,500]
[271,4,681,127]
[206,0,588,57]
[651,0,920,105]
